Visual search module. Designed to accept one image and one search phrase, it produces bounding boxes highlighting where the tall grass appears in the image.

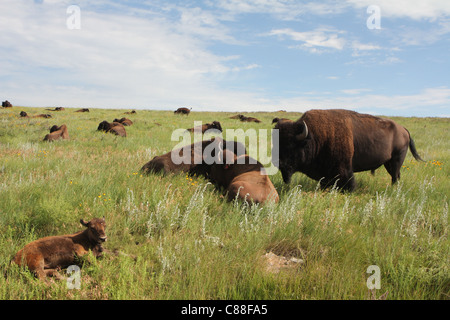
[0,107,448,300]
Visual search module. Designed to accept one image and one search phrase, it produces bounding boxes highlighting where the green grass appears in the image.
[0,106,448,300]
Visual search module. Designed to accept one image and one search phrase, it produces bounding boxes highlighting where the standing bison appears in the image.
[274,109,423,191]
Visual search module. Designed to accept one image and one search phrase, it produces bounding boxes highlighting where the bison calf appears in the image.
[43,124,69,142]
[210,148,279,205]
[12,218,107,281]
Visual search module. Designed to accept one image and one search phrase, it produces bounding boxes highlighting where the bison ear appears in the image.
[80,219,89,227]
[295,121,309,141]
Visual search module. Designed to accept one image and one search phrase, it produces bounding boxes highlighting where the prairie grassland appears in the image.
[0,106,448,300]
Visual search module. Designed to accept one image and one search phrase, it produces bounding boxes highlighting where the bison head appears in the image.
[97,121,110,131]
[275,120,309,184]
[209,121,223,132]
[80,217,107,244]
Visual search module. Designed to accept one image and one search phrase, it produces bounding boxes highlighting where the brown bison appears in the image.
[239,115,261,123]
[272,117,292,125]
[124,110,136,114]
[12,217,107,281]
[186,121,222,133]
[20,111,51,118]
[209,148,279,204]
[75,108,89,112]
[97,121,127,137]
[43,124,69,142]
[229,114,243,119]
[174,107,192,115]
[46,107,65,111]
[274,109,424,191]
[141,137,246,178]
[2,100,12,108]
[113,117,133,126]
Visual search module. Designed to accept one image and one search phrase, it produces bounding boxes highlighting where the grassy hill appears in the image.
[0,106,448,300]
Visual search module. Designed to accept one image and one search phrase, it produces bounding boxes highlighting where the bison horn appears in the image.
[295,121,308,141]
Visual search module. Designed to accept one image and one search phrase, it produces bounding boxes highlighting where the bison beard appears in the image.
[275,109,424,192]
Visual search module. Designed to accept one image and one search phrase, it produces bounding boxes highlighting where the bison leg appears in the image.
[321,169,356,192]
[44,268,64,280]
[384,148,408,184]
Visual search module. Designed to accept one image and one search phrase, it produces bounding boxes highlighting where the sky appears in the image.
[0,0,449,117]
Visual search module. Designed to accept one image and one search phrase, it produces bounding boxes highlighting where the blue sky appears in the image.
[1,0,449,117]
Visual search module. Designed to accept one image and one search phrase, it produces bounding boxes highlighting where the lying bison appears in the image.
[210,148,279,204]
[43,124,69,142]
[274,109,424,191]
[174,107,192,115]
[12,217,107,281]
[239,115,261,123]
[272,117,292,125]
[113,117,133,126]
[97,120,127,137]
[75,108,89,112]
[20,111,52,118]
[141,137,246,178]
[2,100,12,108]
[186,121,222,133]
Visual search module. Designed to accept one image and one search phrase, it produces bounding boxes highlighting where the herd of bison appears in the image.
[3,101,424,282]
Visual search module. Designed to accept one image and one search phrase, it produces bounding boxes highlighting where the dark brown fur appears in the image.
[174,107,192,115]
[272,117,292,125]
[2,100,12,108]
[113,118,133,126]
[186,121,222,133]
[20,111,52,118]
[75,108,89,112]
[12,218,107,281]
[97,121,127,137]
[275,109,424,191]
[141,137,246,178]
[239,115,261,123]
[43,124,69,141]
[210,149,279,204]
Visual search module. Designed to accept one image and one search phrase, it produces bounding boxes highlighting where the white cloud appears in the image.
[346,0,450,20]
[0,0,261,109]
[268,28,347,52]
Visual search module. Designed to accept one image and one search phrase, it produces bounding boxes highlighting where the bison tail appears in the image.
[408,134,424,162]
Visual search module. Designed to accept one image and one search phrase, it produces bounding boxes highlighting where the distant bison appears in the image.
[229,114,243,119]
[75,108,89,112]
[239,115,261,123]
[12,217,107,281]
[2,100,12,108]
[275,109,424,191]
[113,117,133,126]
[272,117,292,125]
[141,137,246,178]
[174,107,192,115]
[209,147,279,205]
[46,107,65,111]
[19,111,51,118]
[186,121,222,133]
[124,110,136,114]
[97,121,127,137]
[43,124,69,142]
